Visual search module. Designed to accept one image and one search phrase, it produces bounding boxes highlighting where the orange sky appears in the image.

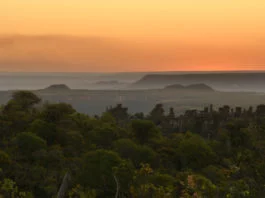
[1,0,265,72]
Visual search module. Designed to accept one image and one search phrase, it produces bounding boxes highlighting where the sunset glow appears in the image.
[1,0,265,72]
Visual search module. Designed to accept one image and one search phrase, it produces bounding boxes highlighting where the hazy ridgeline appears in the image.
[1,72,265,91]
[0,72,265,115]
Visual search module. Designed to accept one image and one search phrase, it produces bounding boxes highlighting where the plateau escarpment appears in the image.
[132,73,265,92]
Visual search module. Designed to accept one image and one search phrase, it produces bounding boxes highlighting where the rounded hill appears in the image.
[165,83,215,92]
[43,84,71,91]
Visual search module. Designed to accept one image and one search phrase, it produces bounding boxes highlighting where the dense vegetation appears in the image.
[0,91,265,197]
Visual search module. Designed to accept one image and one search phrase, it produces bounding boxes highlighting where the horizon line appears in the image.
[1,70,265,74]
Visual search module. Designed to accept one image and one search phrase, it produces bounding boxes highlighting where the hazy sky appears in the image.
[1,0,265,72]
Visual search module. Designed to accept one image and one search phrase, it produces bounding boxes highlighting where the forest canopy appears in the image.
[0,91,264,197]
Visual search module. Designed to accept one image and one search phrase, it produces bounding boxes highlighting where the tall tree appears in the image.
[148,103,165,125]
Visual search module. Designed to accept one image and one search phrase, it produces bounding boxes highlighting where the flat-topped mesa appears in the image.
[43,84,71,91]
[165,83,215,92]
[135,73,265,84]
[131,73,265,91]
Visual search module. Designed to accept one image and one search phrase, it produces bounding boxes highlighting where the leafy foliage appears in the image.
[0,91,264,197]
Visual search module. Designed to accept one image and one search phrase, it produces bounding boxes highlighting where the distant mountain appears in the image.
[185,84,215,91]
[131,73,265,92]
[165,83,215,92]
[43,84,71,91]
